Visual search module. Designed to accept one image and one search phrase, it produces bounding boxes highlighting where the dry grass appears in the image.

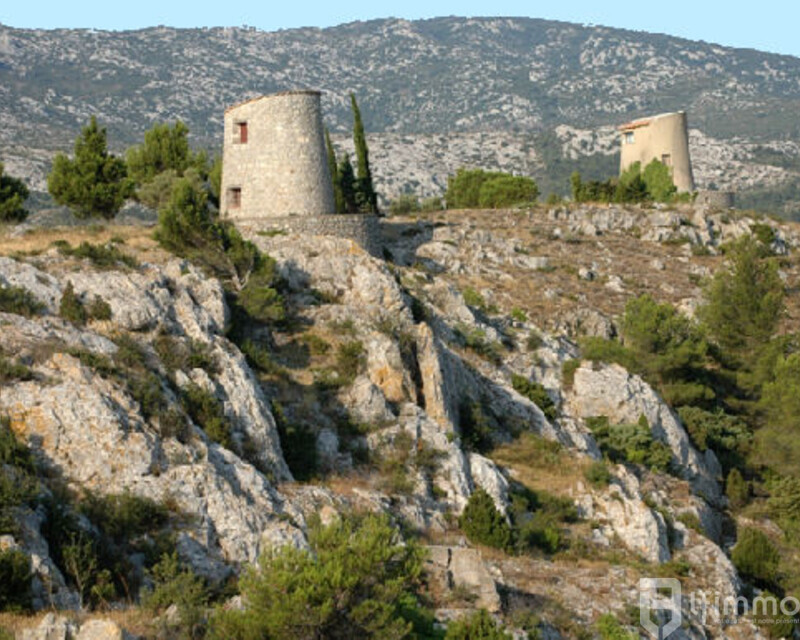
[0,608,152,637]
[0,224,168,264]
[491,433,590,496]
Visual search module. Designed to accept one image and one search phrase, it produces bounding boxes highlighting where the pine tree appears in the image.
[325,128,345,213]
[350,93,378,213]
[47,116,133,219]
[337,154,358,214]
[0,162,29,223]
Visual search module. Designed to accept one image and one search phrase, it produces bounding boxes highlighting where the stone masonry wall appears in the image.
[221,91,335,220]
[236,214,382,257]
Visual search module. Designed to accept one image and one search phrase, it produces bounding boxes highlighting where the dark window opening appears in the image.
[227,187,242,209]
[234,121,248,144]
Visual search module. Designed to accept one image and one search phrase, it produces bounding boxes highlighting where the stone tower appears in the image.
[220,90,335,219]
[619,111,695,193]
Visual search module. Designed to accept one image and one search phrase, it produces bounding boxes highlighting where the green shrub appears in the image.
[587,415,672,473]
[388,193,420,215]
[0,355,34,384]
[510,307,527,322]
[677,406,750,461]
[302,333,331,355]
[459,400,495,453]
[561,359,581,388]
[726,468,749,510]
[511,374,557,421]
[181,383,232,449]
[445,609,511,639]
[154,334,217,374]
[0,548,32,611]
[477,174,539,209]
[113,333,148,369]
[462,286,487,310]
[584,460,612,488]
[732,527,780,587]
[128,372,168,421]
[420,196,444,212]
[86,295,113,321]
[271,402,318,482]
[335,340,365,382]
[56,241,139,269]
[0,284,45,317]
[595,612,637,640]
[454,324,504,365]
[79,490,169,542]
[0,162,29,223]
[142,551,208,636]
[0,416,38,533]
[59,281,87,326]
[459,488,512,551]
[209,513,428,640]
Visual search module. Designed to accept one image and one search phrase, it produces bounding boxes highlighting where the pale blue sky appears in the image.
[2,1,798,58]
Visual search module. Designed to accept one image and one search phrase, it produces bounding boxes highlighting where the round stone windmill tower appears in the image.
[221,90,335,219]
[619,111,695,193]
[220,90,380,255]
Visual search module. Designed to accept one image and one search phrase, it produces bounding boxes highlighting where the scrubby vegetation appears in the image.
[209,513,433,639]
[570,159,685,204]
[446,168,539,209]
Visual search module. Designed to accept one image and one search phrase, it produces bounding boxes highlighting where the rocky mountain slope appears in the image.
[2,18,800,212]
[1,202,798,637]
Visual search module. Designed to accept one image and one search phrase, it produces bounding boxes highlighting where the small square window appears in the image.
[227,187,242,209]
[234,121,248,144]
[624,131,635,144]
[661,154,672,167]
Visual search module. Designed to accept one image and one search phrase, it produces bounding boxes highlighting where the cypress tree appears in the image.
[324,128,345,213]
[350,93,378,213]
[337,154,358,214]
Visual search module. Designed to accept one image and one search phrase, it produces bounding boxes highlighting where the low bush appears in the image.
[511,374,557,421]
[142,551,208,637]
[0,548,32,611]
[58,281,87,326]
[181,383,232,449]
[459,400,495,453]
[154,334,217,374]
[335,340,365,383]
[459,487,513,551]
[271,402,318,481]
[445,609,511,639]
[79,490,169,543]
[55,241,139,270]
[86,295,112,321]
[587,415,673,473]
[209,513,429,639]
[454,324,504,365]
[388,193,420,215]
[726,468,749,510]
[0,355,34,384]
[584,460,612,488]
[0,284,45,317]
[731,527,780,588]
[561,358,581,388]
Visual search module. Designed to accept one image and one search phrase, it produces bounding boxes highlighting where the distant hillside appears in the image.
[2,17,800,214]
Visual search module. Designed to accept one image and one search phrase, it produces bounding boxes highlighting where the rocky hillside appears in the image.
[1,202,798,638]
[2,18,800,212]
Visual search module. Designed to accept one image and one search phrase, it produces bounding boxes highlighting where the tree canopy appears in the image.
[209,513,428,640]
[47,116,133,219]
[0,162,29,223]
